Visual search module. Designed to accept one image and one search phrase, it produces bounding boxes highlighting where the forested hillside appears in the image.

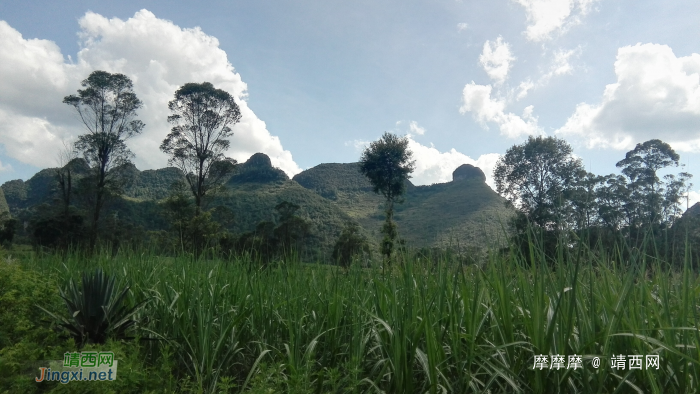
[1,153,506,256]
[294,162,511,250]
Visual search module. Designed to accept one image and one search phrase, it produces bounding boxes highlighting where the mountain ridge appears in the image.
[2,153,511,253]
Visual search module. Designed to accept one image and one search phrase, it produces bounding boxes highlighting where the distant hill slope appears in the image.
[0,187,8,215]
[2,154,511,254]
[1,154,358,258]
[1,169,58,214]
[116,163,185,201]
[294,163,512,249]
[1,159,91,215]
[216,153,360,257]
[293,162,388,219]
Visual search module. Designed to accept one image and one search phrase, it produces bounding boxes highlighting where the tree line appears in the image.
[8,70,313,259]
[493,136,694,263]
[343,132,696,268]
[3,69,696,266]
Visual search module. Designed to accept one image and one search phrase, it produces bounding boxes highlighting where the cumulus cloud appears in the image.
[479,37,515,85]
[688,190,700,210]
[406,135,500,189]
[460,82,541,138]
[344,139,371,151]
[516,79,535,100]
[513,0,598,41]
[408,121,426,135]
[542,47,579,81]
[346,128,500,190]
[0,10,301,176]
[457,22,469,32]
[515,47,580,100]
[556,43,700,152]
[0,159,12,173]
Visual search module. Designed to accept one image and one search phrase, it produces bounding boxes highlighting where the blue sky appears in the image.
[1,0,699,203]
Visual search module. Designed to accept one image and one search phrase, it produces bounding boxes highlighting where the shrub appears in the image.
[39,268,147,347]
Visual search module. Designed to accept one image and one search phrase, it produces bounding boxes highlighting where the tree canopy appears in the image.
[160,82,241,214]
[615,139,691,228]
[359,132,415,204]
[359,132,415,262]
[63,70,144,248]
[494,136,584,231]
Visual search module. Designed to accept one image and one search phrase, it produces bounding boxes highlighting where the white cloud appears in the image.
[515,47,580,100]
[406,135,500,189]
[542,47,579,80]
[408,121,426,135]
[516,79,535,100]
[479,37,515,85]
[0,159,12,173]
[457,22,469,32]
[344,139,371,151]
[0,10,301,176]
[346,133,500,190]
[556,43,700,152]
[460,82,541,138]
[513,0,598,41]
[687,190,700,210]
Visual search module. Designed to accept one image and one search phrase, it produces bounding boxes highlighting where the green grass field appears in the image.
[1,239,699,393]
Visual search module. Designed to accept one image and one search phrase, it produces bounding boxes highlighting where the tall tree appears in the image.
[160,82,241,215]
[616,139,691,230]
[596,174,631,231]
[568,172,603,230]
[55,141,78,221]
[63,71,144,249]
[359,132,415,263]
[494,136,585,231]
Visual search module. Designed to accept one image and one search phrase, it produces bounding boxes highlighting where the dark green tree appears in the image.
[615,139,692,230]
[63,71,145,249]
[55,142,78,221]
[568,172,603,230]
[332,222,370,268]
[161,186,233,257]
[494,136,585,232]
[359,132,415,263]
[596,174,631,231]
[0,212,17,247]
[160,82,241,216]
[273,201,310,255]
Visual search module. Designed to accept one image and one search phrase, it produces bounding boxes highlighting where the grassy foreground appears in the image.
[1,242,700,393]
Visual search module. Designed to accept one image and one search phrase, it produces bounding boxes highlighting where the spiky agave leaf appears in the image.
[38,268,147,347]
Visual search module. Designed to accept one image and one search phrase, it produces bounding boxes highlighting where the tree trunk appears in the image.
[90,188,104,251]
[381,200,397,265]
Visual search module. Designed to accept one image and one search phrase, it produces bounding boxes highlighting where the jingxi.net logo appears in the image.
[35,351,118,384]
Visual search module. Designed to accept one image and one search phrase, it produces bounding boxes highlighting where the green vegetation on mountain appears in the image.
[219,181,355,259]
[1,179,27,213]
[229,152,289,185]
[0,187,8,215]
[117,163,184,201]
[294,162,511,250]
[0,159,90,215]
[395,171,509,249]
[3,150,509,256]
[1,170,54,213]
[293,162,386,216]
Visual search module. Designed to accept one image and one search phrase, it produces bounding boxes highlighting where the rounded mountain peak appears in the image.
[245,153,272,168]
[452,164,486,182]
